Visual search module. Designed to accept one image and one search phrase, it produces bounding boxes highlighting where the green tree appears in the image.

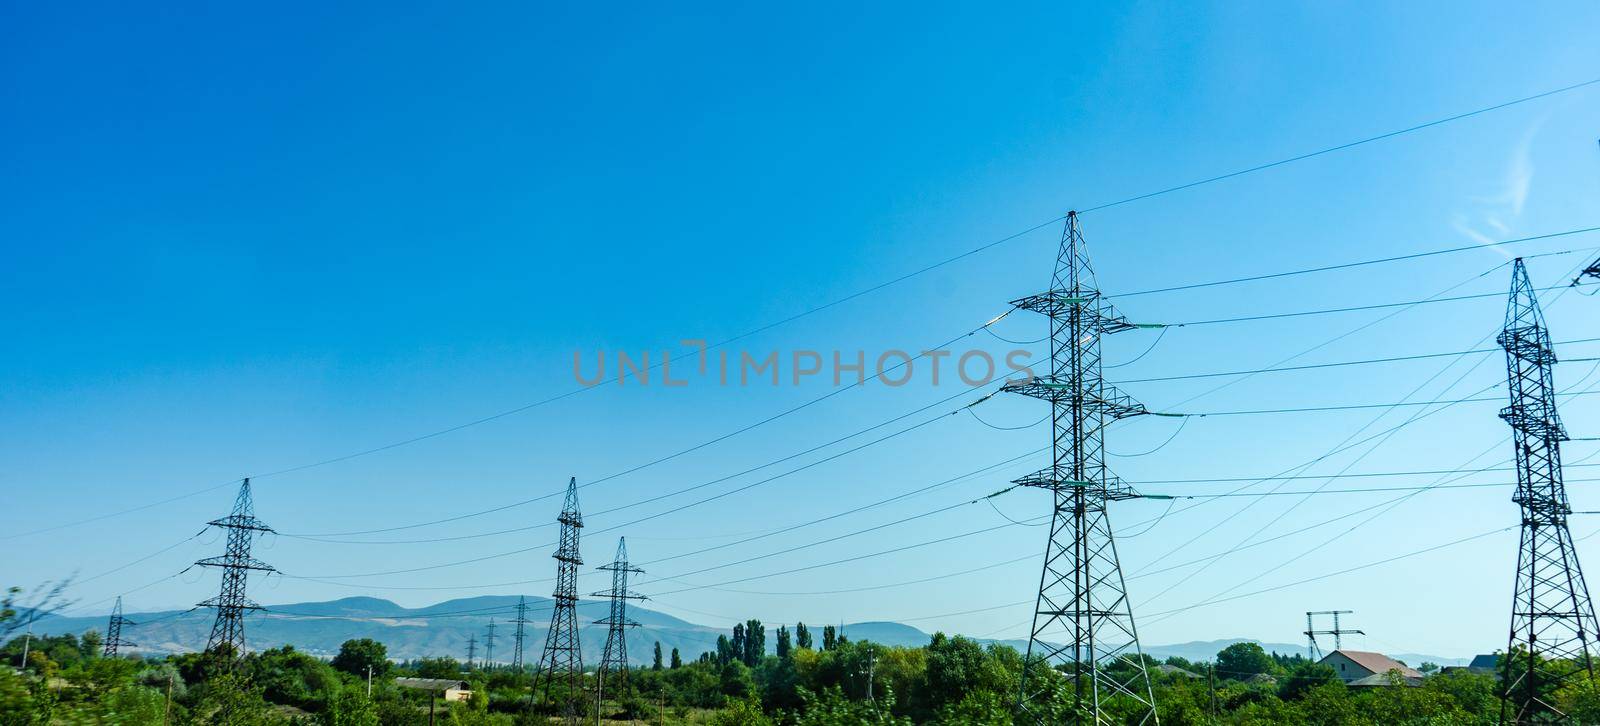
[796,622,813,650]
[332,638,390,680]
[653,641,664,671]
[744,619,765,666]
[1216,642,1276,680]
[320,688,380,726]
[414,656,463,680]
[1278,662,1341,701]
[78,629,103,659]
[670,647,682,669]
[822,625,838,651]
[777,626,792,660]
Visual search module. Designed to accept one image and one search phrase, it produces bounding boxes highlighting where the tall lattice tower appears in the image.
[594,537,646,710]
[534,476,585,720]
[1573,255,1599,287]
[511,596,530,671]
[102,596,136,657]
[1498,258,1598,723]
[484,619,497,667]
[1004,211,1158,724]
[196,478,275,665]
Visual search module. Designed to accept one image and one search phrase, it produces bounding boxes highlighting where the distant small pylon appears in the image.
[593,537,646,715]
[102,596,136,657]
[484,619,497,668]
[511,596,529,671]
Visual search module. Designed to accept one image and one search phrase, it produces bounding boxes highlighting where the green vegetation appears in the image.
[7,620,1600,724]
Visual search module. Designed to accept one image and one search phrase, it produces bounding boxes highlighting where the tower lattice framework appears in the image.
[1005,212,1158,724]
[102,596,136,657]
[534,476,585,721]
[196,478,274,666]
[1498,258,1598,723]
[484,619,497,667]
[511,595,529,671]
[594,537,646,711]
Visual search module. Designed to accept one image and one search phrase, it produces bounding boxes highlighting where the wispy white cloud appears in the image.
[1456,116,1547,259]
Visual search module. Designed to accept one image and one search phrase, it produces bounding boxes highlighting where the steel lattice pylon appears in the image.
[534,476,585,723]
[511,595,529,671]
[102,596,136,657]
[1006,212,1158,724]
[593,537,646,714]
[196,478,274,667]
[1498,259,1598,724]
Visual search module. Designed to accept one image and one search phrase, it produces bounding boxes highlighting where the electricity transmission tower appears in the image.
[1498,258,1599,723]
[484,619,497,668]
[467,635,478,669]
[102,596,136,657]
[1005,211,1158,724]
[512,596,530,671]
[594,537,646,714]
[1573,255,1599,287]
[1303,610,1362,660]
[534,476,585,722]
[196,478,274,666]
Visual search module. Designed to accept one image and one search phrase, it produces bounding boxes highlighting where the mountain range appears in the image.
[21,596,1469,667]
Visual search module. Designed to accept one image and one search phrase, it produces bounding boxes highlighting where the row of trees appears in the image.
[7,600,1600,724]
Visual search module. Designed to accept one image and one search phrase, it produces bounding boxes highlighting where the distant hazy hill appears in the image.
[24,597,1468,667]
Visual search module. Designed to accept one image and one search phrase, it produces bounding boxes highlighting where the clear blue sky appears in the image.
[4,1,1600,659]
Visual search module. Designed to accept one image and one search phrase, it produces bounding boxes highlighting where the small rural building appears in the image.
[1467,654,1498,673]
[1317,649,1423,684]
[1155,664,1202,679]
[394,677,472,702]
[1348,672,1423,688]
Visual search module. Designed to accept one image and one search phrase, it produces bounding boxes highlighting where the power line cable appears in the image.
[1112,229,1600,297]
[286,388,1005,578]
[1078,77,1600,213]
[1115,336,1600,384]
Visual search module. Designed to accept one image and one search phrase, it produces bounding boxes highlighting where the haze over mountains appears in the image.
[26,596,1468,667]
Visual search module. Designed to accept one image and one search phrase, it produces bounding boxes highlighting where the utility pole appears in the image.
[1006,211,1159,724]
[1498,258,1600,724]
[484,619,497,669]
[593,537,646,723]
[466,635,478,669]
[859,649,878,714]
[512,595,529,672]
[196,478,274,669]
[1302,610,1362,660]
[366,665,373,698]
[102,596,137,657]
[534,476,586,725]
[19,621,32,671]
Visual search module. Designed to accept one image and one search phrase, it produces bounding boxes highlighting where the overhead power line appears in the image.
[14,80,1598,545]
[1159,284,1569,328]
[1079,77,1600,213]
[1117,336,1600,384]
[1113,228,1600,298]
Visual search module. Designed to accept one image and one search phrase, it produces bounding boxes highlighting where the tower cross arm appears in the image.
[207,515,274,533]
[194,556,277,572]
[1011,468,1140,500]
[1009,290,1140,334]
[1001,379,1148,419]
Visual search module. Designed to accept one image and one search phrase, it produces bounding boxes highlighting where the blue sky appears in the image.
[4,1,1600,659]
